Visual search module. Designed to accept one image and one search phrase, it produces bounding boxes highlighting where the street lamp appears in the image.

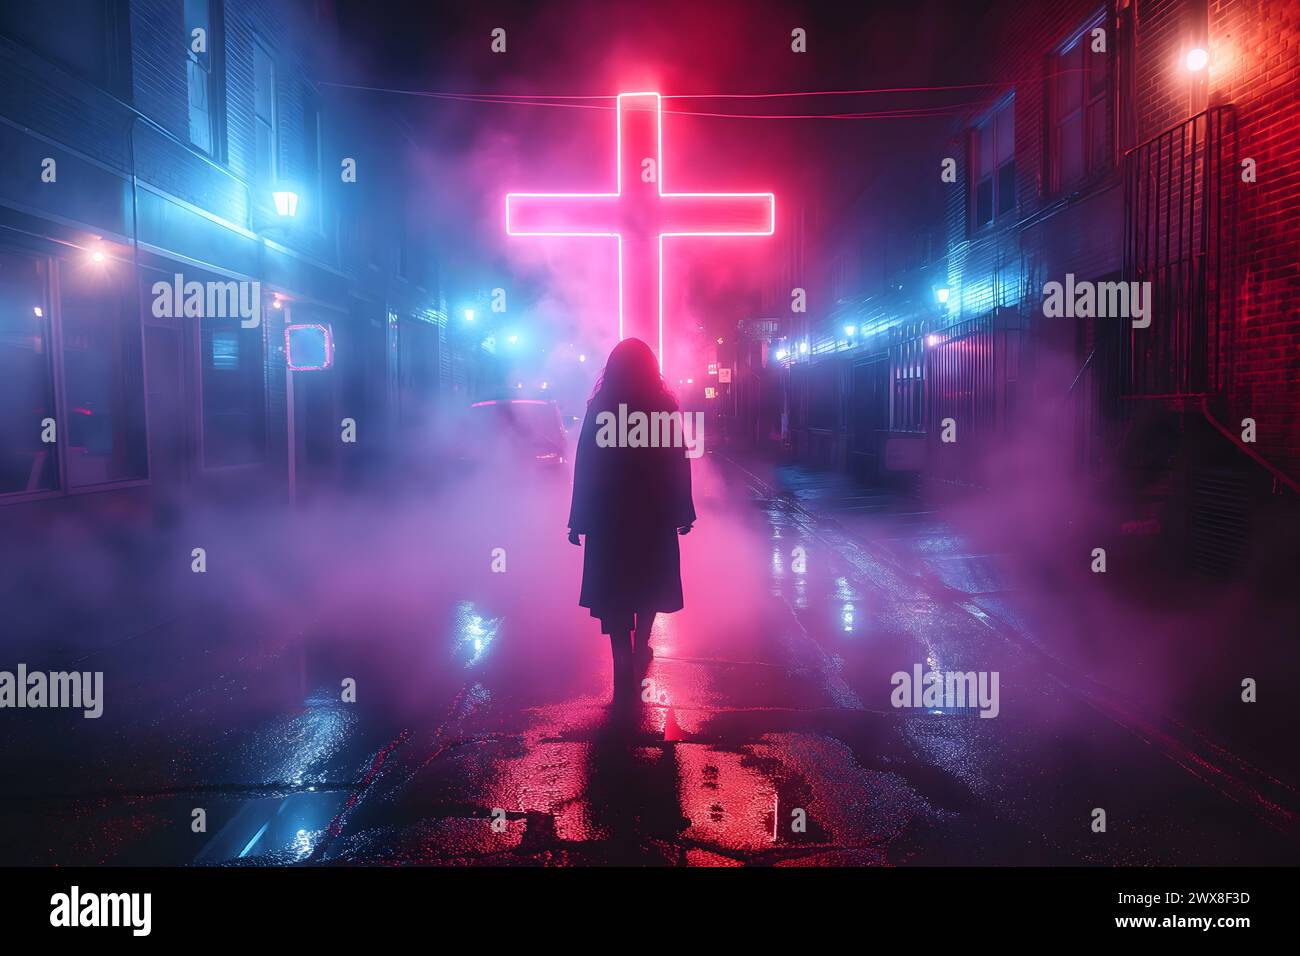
[935,287,951,306]
[272,190,300,218]
[1186,47,1208,72]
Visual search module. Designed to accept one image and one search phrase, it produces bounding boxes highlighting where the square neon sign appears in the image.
[285,323,334,371]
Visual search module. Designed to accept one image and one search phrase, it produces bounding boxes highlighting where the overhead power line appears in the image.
[318,82,1007,120]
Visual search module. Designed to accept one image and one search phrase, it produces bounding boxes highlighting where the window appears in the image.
[253,40,278,184]
[1,251,149,497]
[397,317,438,428]
[184,0,222,156]
[201,315,265,468]
[1050,14,1112,193]
[59,260,149,487]
[0,254,58,495]
[971,97,1015,230]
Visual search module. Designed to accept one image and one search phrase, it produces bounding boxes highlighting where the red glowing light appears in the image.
[506,92,774,366]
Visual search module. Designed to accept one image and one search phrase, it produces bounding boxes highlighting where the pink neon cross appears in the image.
[506,92,774,365]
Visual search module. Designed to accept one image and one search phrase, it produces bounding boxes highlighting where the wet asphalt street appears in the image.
[1,452,1295,866]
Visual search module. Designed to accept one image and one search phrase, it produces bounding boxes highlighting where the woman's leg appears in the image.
[633,611,656,653]
[609,631,634,698]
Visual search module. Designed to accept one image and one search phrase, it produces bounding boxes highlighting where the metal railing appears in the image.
[1121,106,1236,397]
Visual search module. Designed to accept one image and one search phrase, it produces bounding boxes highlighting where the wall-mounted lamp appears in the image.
[272,190,300,218]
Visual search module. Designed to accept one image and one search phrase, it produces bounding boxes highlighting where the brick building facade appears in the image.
[756,0,1298,571]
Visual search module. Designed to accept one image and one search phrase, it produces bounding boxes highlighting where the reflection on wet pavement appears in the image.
[2,453,1295,866]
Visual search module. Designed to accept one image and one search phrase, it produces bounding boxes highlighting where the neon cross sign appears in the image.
[506,92,774,366]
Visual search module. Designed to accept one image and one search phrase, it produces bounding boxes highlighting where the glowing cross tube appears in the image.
[506,92,775,367]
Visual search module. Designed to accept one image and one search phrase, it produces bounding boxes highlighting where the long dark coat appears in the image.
[568,393,697,634]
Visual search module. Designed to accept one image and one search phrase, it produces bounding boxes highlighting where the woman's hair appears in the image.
[590,337,676,408]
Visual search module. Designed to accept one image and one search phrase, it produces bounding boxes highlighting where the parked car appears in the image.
[458,399,569,472]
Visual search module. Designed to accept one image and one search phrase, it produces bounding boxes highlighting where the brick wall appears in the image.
[1135,0,1195,139]
[1208,0,1300,477]
[130,0,188,140]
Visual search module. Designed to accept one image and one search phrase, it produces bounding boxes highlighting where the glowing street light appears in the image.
[272,190,300,218]
[1186,47,1208,71]
[799,341,809,355]
[579,354,587,362]
[935,287,951,305]
[464,308,475,322]
[844,324,857,337]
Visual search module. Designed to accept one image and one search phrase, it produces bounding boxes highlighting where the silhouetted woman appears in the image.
[568,338,696,701]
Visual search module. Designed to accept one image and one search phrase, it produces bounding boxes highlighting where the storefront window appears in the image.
[201,317,265,467]
[59,257,148,487]
[0,253,58,495]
